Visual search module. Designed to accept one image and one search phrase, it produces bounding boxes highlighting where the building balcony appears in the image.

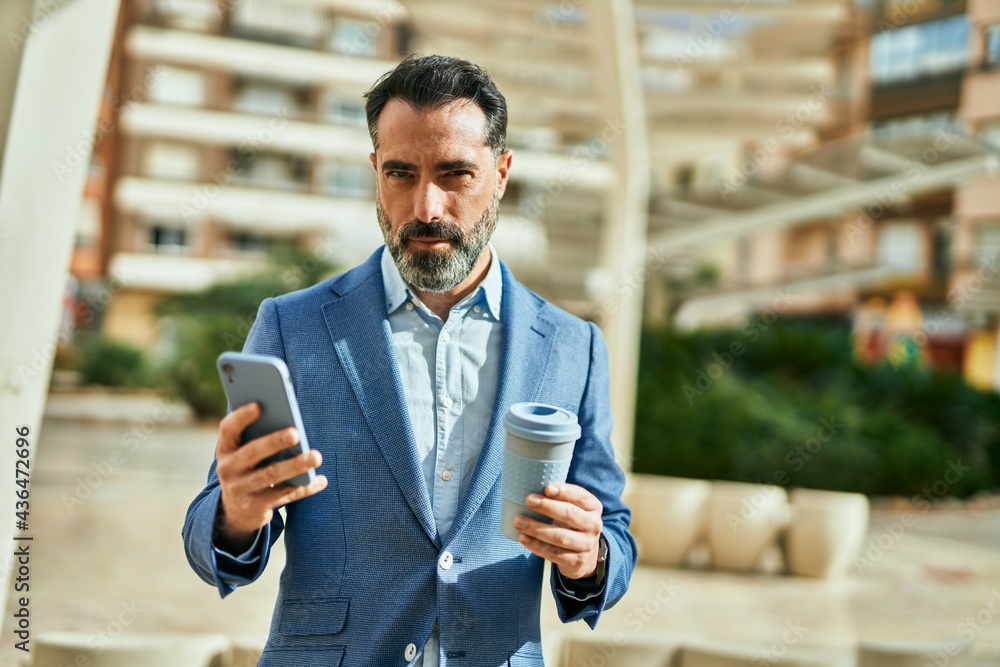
[108,251,265,293]
[673,261,925,329]
[119,104,616,190]
[125,25,395,92]
[113,176,548,274]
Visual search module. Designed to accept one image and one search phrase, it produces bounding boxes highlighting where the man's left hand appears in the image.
[514,483,603,580]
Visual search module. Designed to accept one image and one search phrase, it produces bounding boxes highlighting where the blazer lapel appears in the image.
[443,260,557,544]
[320,249,439,547]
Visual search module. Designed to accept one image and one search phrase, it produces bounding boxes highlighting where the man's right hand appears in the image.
[214,402,328,553]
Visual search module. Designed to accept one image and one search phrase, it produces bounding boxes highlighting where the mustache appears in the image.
[398,221,464,243]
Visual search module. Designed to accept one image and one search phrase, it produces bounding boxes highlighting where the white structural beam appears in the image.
[0,0,35,182]
[126,25,395,90]
[674,264,901,329]
[588,0,650,471]
[121,103,373,160]
[636,1,846,19]
[642,56,835,82]
[651,153,1000,251]
[0,0,122,619]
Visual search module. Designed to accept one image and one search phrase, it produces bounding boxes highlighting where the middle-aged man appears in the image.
[183,54,637,667]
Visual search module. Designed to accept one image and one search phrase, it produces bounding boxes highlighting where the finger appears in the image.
[514,515,590,552]
[232,427,300,472]
[217,402,261,455]
[517,533,573,563]
[246,449,322,493]
[524,494,601,533]
[544,483,603,512]
[259,474,328,508]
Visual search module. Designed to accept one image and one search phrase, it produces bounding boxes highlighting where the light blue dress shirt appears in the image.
[381,243,502,667]
[215,242,601,665]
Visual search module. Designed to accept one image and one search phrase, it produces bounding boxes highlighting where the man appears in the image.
[182,55,636,667]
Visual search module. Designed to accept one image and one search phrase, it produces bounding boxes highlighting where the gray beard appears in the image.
[377,188,500,293]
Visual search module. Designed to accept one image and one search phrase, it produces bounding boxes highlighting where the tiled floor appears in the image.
[4,395,1000,665]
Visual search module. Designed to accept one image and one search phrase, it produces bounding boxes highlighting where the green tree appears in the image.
[155,248,336,419]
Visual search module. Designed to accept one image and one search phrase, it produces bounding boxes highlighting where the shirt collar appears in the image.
[381,242,503,320]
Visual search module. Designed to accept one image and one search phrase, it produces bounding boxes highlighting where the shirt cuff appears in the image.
[214,528,264,564]
[553,535,607,602]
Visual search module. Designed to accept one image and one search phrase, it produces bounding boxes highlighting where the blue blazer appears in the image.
[182,245,637,667]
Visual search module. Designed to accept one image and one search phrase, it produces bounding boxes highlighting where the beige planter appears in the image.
[784,488,870,578]
[230,635,266,667]
[681,644,852,666]
[708,482,790,572]
[857,638,973,667]
[562,635,681,666]
[631,474,712,567]
[32,633,231,667]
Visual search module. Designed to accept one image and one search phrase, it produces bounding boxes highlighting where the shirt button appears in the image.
[405,302,414,311]
[440,551,453,570]
[441,396,453,408]
[473,305,482,313]
[441,331,450,343]
[405,642,417,661]
[441,469,452,481]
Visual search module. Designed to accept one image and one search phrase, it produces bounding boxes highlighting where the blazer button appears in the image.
[439,551,453,570]
[405,642,417,661]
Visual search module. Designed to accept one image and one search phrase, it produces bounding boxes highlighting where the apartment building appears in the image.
[664,0,1000,391]
[71,0,601,349]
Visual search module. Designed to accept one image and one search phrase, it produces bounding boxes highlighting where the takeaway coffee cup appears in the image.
[500,402,581,542]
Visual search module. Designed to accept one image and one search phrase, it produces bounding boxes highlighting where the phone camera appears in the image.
[222,364,233,373]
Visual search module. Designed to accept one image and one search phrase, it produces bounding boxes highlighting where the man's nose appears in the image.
[413,181,446,223]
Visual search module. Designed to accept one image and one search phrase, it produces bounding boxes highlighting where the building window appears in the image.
[870,15,969,84]
[149,0,220,32]
[142,141,201,181]
[229,0,326,48]
[323,94,366,126]
[987,24,1000,67]
[675,164,695,194]
[229,150,308,191]
[328,16,380,57]
[976,223,1000,268]
[227,231,273,256]
[321,162,374,197]
[878,221,924,271]
[870,112,963,139]
[232,76,311,118]
[146,65,208,107]
[147,225,188,254]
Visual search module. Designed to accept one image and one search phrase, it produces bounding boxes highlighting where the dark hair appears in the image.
[363,54,508,158]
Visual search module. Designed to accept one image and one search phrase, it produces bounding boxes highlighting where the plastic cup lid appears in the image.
[503,402,581,443]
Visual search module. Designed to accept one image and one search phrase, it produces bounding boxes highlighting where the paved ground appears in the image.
[4,392,1000,665]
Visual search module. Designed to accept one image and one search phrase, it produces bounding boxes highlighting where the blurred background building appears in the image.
[68,0,999,390]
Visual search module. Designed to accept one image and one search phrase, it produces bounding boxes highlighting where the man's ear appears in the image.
[495,149,513,198]
[369,152,377,172]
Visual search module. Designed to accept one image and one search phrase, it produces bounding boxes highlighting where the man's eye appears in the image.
[386,171,411,179]
[446,171,472,178]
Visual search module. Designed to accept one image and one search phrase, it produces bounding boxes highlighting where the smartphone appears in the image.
[217,351,316,487]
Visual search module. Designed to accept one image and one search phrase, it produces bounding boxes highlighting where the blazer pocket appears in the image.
[278,597,349,635]
[260,646,345,665]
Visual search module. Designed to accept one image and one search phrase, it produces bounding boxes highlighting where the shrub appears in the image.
[77,337,151,388]
[154,249,336,420]
[634,317,1000,498]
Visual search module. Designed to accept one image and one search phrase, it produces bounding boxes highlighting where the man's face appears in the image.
[370,98,511,293]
